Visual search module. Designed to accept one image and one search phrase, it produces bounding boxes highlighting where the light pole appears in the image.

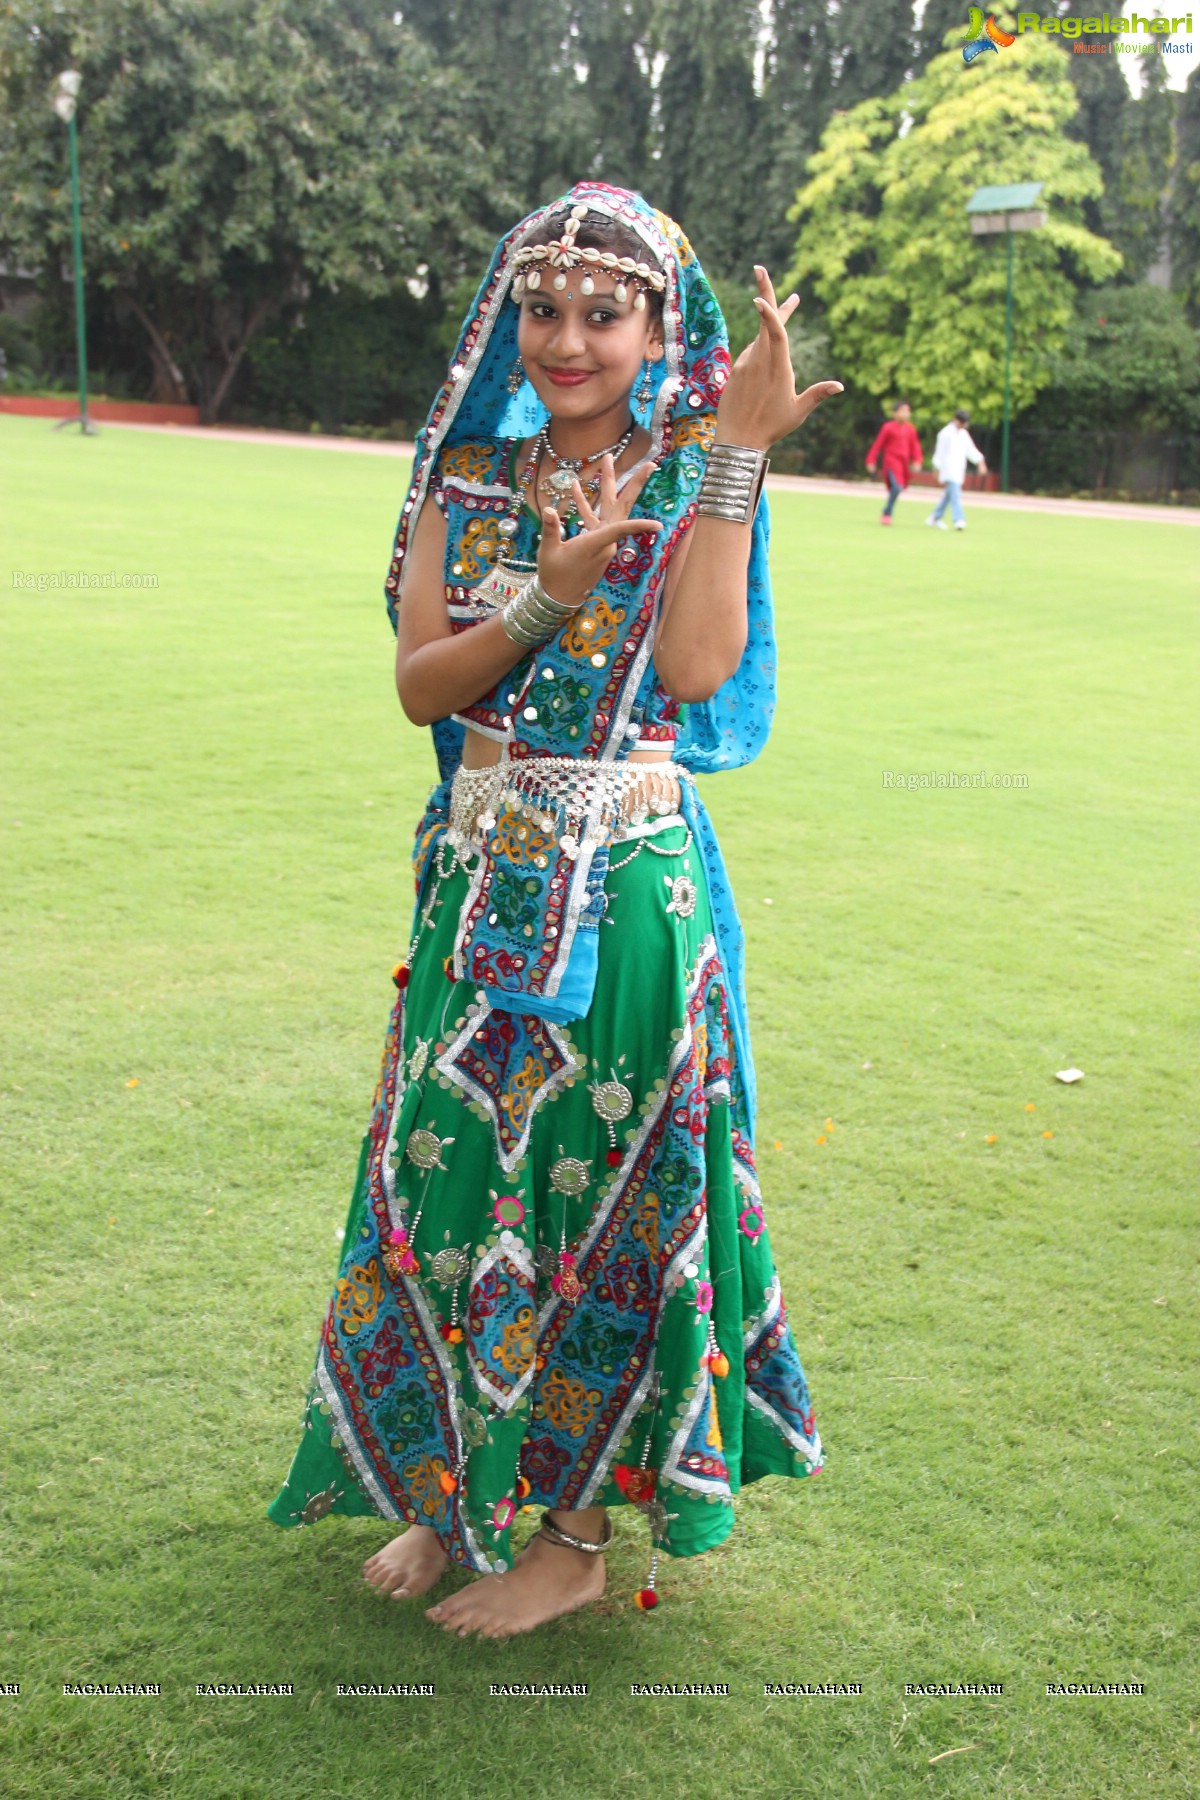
[52,69,97,436]
[966,182,1044,492]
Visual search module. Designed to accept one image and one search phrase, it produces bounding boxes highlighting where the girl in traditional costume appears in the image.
[268,183,842,1638]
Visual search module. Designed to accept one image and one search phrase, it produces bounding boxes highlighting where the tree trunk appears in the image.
[202,293,277,424]
[126,295,189,405]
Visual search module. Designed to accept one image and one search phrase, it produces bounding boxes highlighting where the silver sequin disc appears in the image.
[405,1128,444,1169]
[549,1155,591,1196]
[430,1245,469,1285]
[461,1408,487,1447]
[590,1079,633,1122]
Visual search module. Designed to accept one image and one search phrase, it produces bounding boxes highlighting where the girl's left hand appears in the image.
[715,265,843,452]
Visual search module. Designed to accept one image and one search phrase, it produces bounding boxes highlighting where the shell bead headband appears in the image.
[510,202,666,311]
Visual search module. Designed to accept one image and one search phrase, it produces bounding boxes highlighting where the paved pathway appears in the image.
[91,420,1200,525]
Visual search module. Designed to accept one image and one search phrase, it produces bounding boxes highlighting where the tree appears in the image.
[576,0,656,193]
[1101,54,1174,284]
[400,0,602,213]
[830,0,914,113]
[651,0,764,277]
[915,0,969,66]
[757,0,834,269]
[1172,65,1200,321]
[1030,282,1198,430]
[1059,0,1128,244]
[0,0,499,419]
[787,34,1122,424]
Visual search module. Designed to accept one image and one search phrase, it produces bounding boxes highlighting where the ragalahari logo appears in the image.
[963,8,1017,57]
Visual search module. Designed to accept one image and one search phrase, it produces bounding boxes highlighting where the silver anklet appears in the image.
[537,1510,613,1554]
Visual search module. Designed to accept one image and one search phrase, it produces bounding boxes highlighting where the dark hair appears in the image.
[521,207,665,321]
[893,399,910,412]
[954,407,971,422]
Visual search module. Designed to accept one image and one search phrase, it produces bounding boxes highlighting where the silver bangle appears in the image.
[696,441,769,524]
[500,573,576,648]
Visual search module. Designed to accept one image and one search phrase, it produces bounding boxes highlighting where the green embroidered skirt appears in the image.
[267,814,823,1573]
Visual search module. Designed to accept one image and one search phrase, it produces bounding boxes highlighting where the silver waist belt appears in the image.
[447,756,691,864]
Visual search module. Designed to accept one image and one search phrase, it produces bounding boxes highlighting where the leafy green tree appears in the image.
[1058,0,1128,242]
[399,0,603,212]
[1029,282,1198,430]
[831,0,915,113]
[915,0,969,66]
[1171,65,1200,321]
[787,35,1122,423]
[652,0,764,277]
[0,0,499,419]
[757,0,834,269]
[1100,54,1174,284]
[576,0,656,192]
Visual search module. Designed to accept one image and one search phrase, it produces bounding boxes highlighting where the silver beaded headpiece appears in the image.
[510,202,667,312]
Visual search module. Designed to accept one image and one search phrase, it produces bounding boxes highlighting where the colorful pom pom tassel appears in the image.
[438,1469,458,1494]
[440,1322,464,1344]
[391,962,409,990]
[634,1548,660,1610]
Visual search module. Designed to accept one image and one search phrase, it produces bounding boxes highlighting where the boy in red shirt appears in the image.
[866,402,923,526]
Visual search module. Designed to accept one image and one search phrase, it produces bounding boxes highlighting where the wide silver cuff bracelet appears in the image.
[696,441,769,524]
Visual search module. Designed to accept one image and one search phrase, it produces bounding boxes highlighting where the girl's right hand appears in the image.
[537,454,662,609]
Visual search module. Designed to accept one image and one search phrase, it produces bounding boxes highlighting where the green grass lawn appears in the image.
[2,413,1197,1799]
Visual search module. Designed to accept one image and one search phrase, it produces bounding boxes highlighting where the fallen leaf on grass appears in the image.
[125,1077,139,1088]
[1055,1067,1085,1084]
[1042,1130,1054,1139]
[928,1746,979,1765]
[985,1134,998,1144]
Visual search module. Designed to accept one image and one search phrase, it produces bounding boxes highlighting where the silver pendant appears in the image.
[545,468,580,509]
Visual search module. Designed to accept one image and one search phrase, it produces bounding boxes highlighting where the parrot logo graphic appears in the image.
[962,8,1016,60]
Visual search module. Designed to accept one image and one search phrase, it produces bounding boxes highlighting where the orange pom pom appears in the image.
[516,1476,531,1498]
[438,1470,458,1494]
[709,1351,730,1379]
[634,1588,659,1610]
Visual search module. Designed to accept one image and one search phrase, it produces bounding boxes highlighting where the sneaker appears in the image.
[926,517,947,530]
[954,520,966,530]
[880,515,893,526]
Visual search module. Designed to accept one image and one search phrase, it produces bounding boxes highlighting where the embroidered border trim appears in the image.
[434,998,583,1175]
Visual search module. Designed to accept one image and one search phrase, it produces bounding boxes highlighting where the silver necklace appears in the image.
[541,420,636,513]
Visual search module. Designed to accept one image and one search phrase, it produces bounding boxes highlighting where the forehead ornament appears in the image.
[510,203,665,309]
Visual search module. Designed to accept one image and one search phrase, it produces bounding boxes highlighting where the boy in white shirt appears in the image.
[927,409,987,530]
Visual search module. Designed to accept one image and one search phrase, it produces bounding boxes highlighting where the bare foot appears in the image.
[362,1524,449,1600]
[425,1525,605,1639]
